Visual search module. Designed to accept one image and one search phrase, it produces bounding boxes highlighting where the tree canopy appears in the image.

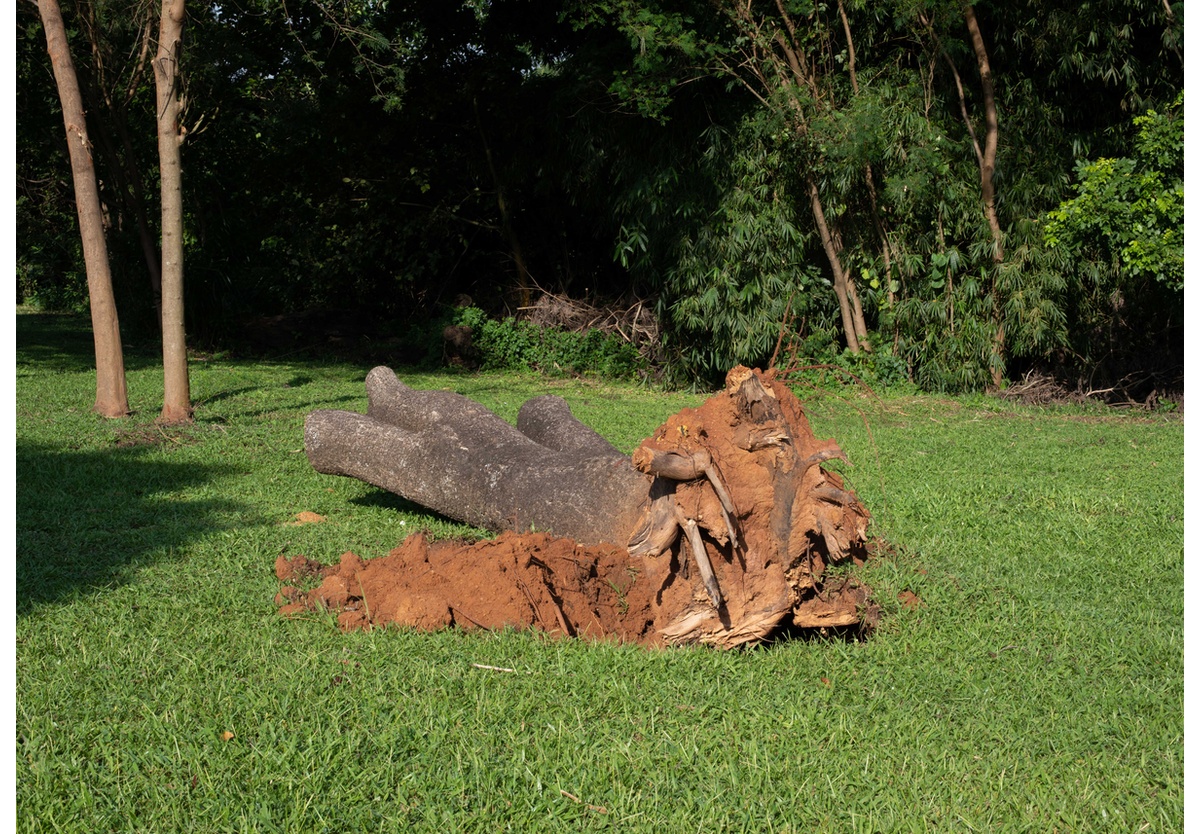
[17,0,1183,397]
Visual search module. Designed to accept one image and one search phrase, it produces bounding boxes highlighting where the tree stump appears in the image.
[289,365,876,647]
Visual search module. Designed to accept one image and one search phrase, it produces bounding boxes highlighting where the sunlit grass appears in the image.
[16,312,1182,831]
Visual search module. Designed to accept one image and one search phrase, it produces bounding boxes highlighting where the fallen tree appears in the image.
[286,365,876,648]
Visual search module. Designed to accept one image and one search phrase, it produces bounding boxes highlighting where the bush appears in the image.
[456,307,645,380]
[782,332,914,393]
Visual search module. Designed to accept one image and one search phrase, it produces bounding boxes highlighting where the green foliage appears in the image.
[893,269,1001,394]
[15,0,1184,391]
[892,235,1072,393]
[456,307,645,380]
[1031,94,1184,390]
[16,195,89,313]
[660,121,830,384]
[785,333,914,393]
[571,1,727,121]
[1045,94,1184,291]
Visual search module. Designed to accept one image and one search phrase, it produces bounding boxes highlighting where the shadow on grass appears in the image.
[347,491,491,540]
[348,491,431,515]
[16,310,642,398]
[16,311,163,374]
[16,441,251,616]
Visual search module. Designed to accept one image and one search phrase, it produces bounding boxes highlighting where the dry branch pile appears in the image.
[521,292,662,365]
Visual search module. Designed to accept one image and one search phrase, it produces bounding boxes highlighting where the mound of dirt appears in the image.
[274,528,875,647]
[276,532,653,641]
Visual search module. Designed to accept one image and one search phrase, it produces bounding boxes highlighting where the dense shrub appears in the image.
[452,307,644,380]
[781,331,915,394]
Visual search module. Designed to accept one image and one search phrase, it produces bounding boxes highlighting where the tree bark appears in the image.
[37,0,130,418]
[963,5,1007,386]
[302,366,875,647]
[154,0,191,423]
[963,5,1003,264]
[306,367,652,544]
[808,178,870,353]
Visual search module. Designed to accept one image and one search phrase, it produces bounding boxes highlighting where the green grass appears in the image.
[16,311,1183,832]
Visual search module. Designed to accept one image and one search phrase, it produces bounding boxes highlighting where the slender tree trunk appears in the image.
[846,271,870,349]
[963,6,1002,262]
[37,0,129,418]
[963,4,1005,385]
[716,0,873,354]
[807,179,870,353]
[768,2,870,354]
[154,0,191,423]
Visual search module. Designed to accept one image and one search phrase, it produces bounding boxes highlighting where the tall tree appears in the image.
[36,0,130,418]
[962,4,1005,385]
[153,0,191,424]
[717,0,872,353]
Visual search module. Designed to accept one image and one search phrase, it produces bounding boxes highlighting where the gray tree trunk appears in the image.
[305,367,653,545]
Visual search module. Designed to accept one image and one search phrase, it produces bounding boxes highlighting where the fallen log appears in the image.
[289,365,876,647]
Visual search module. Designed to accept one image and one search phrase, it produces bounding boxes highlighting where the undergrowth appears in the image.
[394,304,645,380]
[456,306,645,380]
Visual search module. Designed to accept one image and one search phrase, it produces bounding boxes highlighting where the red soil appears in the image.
[275,530,670,644]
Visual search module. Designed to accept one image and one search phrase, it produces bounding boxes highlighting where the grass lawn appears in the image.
[15,310,1183,832]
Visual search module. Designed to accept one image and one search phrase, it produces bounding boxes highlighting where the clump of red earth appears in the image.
[275,529,877,647]
[277,531,681,645]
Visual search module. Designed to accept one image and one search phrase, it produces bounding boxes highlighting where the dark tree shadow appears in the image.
[348,491,431,515]
[347,490,489,538]
[16,312,162,373]
[16,442,254,615]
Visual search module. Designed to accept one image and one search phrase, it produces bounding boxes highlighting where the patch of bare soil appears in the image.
[274,529,874,647]
[277,532,657,642]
